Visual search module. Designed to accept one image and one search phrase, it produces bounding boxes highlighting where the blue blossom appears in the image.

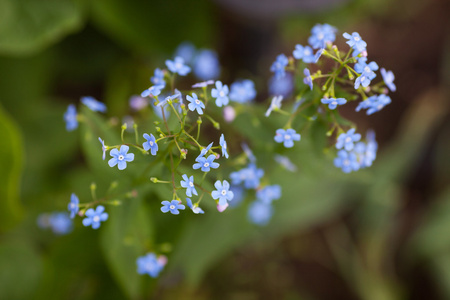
[137,253,166,277]
[293,44,315,63]
[68,193,79,218]
[241,143,256,163]
[308,23,337,49]
[334,150,360,173]
[223,106,236,123]
[64,104,78,131]
[175,41,196,64]
[108,145,135,170]
[141,84,164,98]
[274,154,298,172]
[229,79,256,103]
[343,32,367,53]
[180,174,198,197]
[270,54,289,79]
[336,128,361,151]
[229,185,244,208]
[211,81,229,107]
[248,201,273,226]
[269,73,294,97]
[81,96,107,112]
[303,68,313,90]
[381,68,396,92]
[166,56,191,76]
[143,133,158,155]
[257,185,281,204]
[193,49,220,80]
[354,57,378,89]
[98,137,107,160]
[150,68,165,86]
[49,213,73,235]
[193,154,219,172]
[211,180,234,206]
[314,48,325,63]
[230,163,264,189]
[186,198,204,214]
[321,97,347,109]
[82,205,108,229]
[192,80,214,88]
[362,130,378,167]
[129,95,148,111]
[265,95,283,117]
[196,142,213,161]
[186,93,205,114]
[274,128,301,148]
[161,200,185,215]
[220,134,229,159]
[356,94,391,115]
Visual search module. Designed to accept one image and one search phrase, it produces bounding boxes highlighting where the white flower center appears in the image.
[93,216,100,222]
[219,91,225,97]
[189,182,194,187]
[195,99,200,104]
[354,36,360,41]
[169,205,175,210]
[317,33,324,40]
[223,143,227,149]
[304,49,311,55]
[221,190,227,196]
[331,101,337,106]
[175,62,182,69]
[204,162,209,167]
[343,159,350,166]
[118,155,124,161]
[149,141,154,146]
[377,104,383,110]
[345,137,352,143]
[284,135,291,140]
[364,66,371,73]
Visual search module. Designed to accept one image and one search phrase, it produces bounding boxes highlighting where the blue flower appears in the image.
[98,137,107,160]
[229,185,245,208]
[196,142,213,161]
[362,130,378,167]
[193,154,220,172]
[108,145,135,170]
[161,200,185,215]
[314,48,325,63]
[293,44,315,63]
[380,68,396,92]
[334,150,360,173]
[211,180,234,206]
[241,143,256,163]
[265,95,283,117]
[274,154,298,172]
[274,128,301,148]
[81,96,107,112]
[270,54,289,79]
[68,193,79,218]
[186,93,205,114]
[356,94,391,115]
[229,79,256,103]
[256,185,282,204]
[248,201,273,226]
[308,23,337,49]
[186,198,204,214]
[142,133,158,155]
[64,104,78,131]
[219,134,228,159]
[336,128,361,151]
[82,205,108,229]
[269,73,294,97]
[193,49,220,80]
[129,95,148,111]
[303,68,313,90]
[230,163,264,189]
[180,174,198,197]
[151,68,165,86]
[354,57,378,89]
[39,212,73,235]
[166,56,191,76]
[211,81,229,107]
[343,32,367,53]
[321,97,347,109]
[141,85,165,98]
[175,41,196,64]
[137,253,166,277]
[192,80,214,88]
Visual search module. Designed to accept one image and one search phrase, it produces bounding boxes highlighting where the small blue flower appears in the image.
[129,95,148,111]
[381,68,396,92]
[193,154,220,172]
[186,93,205,115]
[229,185,245,208]
[274,154,298,172]
[39,212,73,235]
[334,150,360,173]
[151,68,165,86]
[175,41,196,64]
[161,200,185,215]
[82,205,108,229]
[303,68,313,90]
[256,185,282,204]
[293,44,315,63]
[196,142,214,161]
[336,128,361,151]
[354,57,378,89]
[108,145,135,170]
[211,81,229,107]
[166,56,191,76]
[230,163,264,189]
[211,180,234,206]
[186,198,204,214]
[219,134,229,159]
[314,48,325,63]
[141,85,165,98]
[248,201,273,226]
[269,73,294,97]
[270,54,289,79]
[81,96,107,112]
[308,23,337,49]
[137,253,166,277]
[265,95,283,117]
[343,32,367,53]
[241,143,256,163]
[192,80,214,88]
[142,133,158,155]
[229,79,256,103]
[193,49,221,80]
[68,193,79,218]
[64,104,78,131]
[321,97,347,109]
[274,128,301,148]
[356,94,391,115]
[180,174,198,197]
[98,137,107,160]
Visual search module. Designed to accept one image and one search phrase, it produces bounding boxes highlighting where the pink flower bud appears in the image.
[223,106,236,123]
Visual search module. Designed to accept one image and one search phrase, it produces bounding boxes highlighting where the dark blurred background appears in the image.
[0,0,449,299]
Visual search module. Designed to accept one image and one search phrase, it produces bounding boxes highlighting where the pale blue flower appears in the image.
[248,201,273,226]
[343,32,367,53]
[108,145,134,170]
[265,95,283,117]
[321,97,347,109]
[211,81,229,107]
[143,133,158,155]
[81,96,107,112]
[380,68,396,92]
[186,93,205,115]
[194,49,220,80]
[64,104,78,131]
[68,193,79,218]
[161,200,185,215]
[186,198,204,214]
[336,128,361,151]
[308,23,337,49]
[219,134,229,159]
[193,154,219,172]
[180,174,198,197]
[270,54,289,79]
[211,180,234,206]
[166,56,191,76]
[82,205,108,229]
[229,79,256,103]
[274,128,301,148]
[137,253,166,277]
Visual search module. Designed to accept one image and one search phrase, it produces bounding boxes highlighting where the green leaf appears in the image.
[0,0,85,56]
[0,104,24,230]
